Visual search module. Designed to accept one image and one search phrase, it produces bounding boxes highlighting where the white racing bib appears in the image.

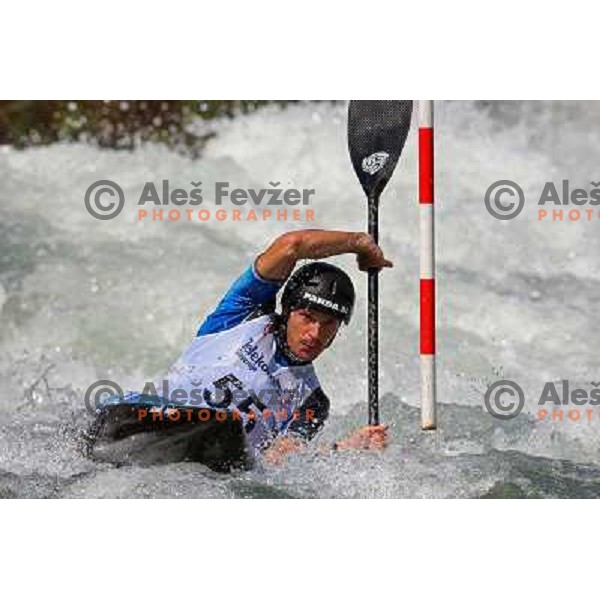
[156,315,320,451]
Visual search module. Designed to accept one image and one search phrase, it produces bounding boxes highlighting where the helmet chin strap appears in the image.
[323,324,340,349]
[274,310,340,366]
[274,312,310,366]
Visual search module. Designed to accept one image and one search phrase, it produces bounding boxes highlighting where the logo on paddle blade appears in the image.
[362,151,389,176]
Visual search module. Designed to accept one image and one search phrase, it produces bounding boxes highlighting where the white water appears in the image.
[1,101,599,498]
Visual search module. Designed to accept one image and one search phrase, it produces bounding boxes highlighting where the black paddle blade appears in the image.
[348,100,413,202]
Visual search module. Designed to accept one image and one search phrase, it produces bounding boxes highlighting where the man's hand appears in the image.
[263,435,306,466]
[334,424,389,451]
[264,425,389,466]
[354,233,393,272]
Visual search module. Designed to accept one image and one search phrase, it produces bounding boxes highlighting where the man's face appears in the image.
[285,306,341,362]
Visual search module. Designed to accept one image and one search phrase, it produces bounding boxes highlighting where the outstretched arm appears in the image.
[255,229,393,282]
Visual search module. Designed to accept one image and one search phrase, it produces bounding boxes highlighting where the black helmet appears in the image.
[281,262,355,325]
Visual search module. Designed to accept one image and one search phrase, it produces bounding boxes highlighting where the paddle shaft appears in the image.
[368,197,379,425]
[347,100,414,427]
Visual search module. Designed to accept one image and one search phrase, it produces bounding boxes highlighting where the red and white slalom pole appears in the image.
[419,101,437,430]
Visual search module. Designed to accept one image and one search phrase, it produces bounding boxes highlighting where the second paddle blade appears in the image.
[348,100,413,202]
